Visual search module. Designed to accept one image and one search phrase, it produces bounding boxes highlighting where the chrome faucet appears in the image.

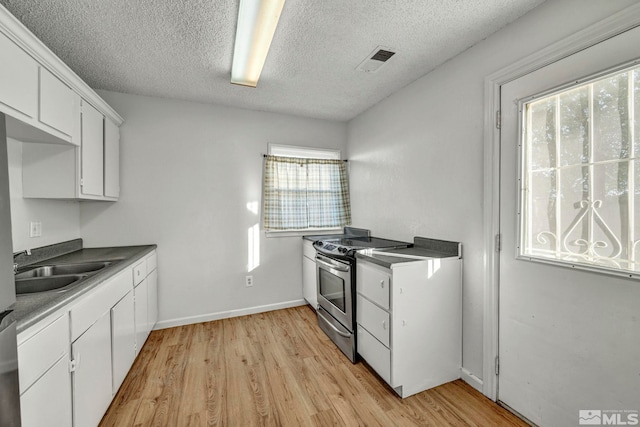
[13,249,31,274]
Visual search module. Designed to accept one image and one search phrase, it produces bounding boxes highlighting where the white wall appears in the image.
[7,138,80,252]
[347,0,638,387]
[79,91,347,326]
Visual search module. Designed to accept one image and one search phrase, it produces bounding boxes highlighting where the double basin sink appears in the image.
[15,261,115,295]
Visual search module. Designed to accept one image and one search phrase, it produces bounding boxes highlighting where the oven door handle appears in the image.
[316,257,350,272]
[318,308,351,338]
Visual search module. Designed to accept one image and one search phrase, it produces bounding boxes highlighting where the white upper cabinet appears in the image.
[0,3,123,199]
[39,68,80,143]
[104,118,120,198]
[0,31,37,119]
[22,105,120,201]
[81,101,105,197]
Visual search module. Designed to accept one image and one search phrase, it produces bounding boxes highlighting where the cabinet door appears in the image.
[0,32,38,118]
[20,355,72,427]
[72,311,112,427]
[147,268,158,332]
[104,118,120,198]
[302,254,317,309]
[39,68,78,137]
[134,278,149,355]
[111,291,135,395]
[80,100,104,197]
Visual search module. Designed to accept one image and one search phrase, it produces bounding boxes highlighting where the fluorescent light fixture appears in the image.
[231,0,286,88]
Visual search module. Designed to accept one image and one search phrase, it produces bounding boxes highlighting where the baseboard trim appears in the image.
[461,368,484,393]
[154,299,308,330]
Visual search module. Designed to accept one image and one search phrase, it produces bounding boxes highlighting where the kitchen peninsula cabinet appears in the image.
[355,239,462,398]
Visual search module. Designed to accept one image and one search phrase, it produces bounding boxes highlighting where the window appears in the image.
[262,145,351,231]
[520,64,640,275]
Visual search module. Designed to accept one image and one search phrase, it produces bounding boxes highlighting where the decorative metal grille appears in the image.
[521,65,640,274]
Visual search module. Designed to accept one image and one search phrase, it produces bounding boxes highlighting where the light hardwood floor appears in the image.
[100,305,526,426]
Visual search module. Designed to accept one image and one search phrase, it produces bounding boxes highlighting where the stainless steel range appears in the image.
[313,229,410,362]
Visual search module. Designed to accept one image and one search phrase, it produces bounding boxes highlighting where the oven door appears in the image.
[316,253,353,329]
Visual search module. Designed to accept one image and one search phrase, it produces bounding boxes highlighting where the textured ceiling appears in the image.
[0,0,545,121]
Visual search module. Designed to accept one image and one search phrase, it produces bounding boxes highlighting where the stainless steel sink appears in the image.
[15,275,86,294]
[15,261,112,279]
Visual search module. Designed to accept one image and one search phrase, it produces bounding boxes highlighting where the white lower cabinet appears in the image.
[111,290,136,394]
[18,250,158,427]
[18,313,72,427]
[301,239,317,309]
[356,255,462,398]
[147,268,158,333]
[72,311,113,427]
[134,278,149,354]
[20,355,73,427]
[134,251,158,354]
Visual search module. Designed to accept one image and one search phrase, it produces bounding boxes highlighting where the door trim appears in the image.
[481,2,640,401]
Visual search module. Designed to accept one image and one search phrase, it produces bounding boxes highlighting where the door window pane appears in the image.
[521,64,640,275]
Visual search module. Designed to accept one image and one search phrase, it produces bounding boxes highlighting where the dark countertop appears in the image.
[355,240,461,269]
[14,245,156,333]
[302,233,350,242]
[302,226,372,242]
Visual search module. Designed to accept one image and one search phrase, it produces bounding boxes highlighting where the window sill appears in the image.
[265,228,343,238]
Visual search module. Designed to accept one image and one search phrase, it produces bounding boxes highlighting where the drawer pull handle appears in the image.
[382,320,386,330]
[380,280,384,288]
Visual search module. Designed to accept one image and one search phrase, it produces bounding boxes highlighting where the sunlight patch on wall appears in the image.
[247,223,260,272]
[427,259,441,279]
[246,201,259,215]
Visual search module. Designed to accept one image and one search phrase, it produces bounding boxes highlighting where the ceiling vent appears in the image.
[356,46,396,73]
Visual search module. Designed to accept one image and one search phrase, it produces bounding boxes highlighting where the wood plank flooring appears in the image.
[100,305,526,426]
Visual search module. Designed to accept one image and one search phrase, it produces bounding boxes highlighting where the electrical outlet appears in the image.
[245,275,253,287]
[29,221,42,237]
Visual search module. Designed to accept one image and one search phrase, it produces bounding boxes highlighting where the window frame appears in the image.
[264,143,348,237]
[515,60,640,280]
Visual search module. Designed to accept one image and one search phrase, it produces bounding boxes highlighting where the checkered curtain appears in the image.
[263,155,351,230]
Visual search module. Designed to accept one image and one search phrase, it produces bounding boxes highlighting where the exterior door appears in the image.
[499,26,640,425]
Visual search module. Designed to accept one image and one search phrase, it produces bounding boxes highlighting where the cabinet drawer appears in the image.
[70,268,132,341]
[133,260,147,285]
[357,324,391,385]
[356,262,391,309]
[146,251,157,273]
[356,295,390,347]
[18,314,69,393]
